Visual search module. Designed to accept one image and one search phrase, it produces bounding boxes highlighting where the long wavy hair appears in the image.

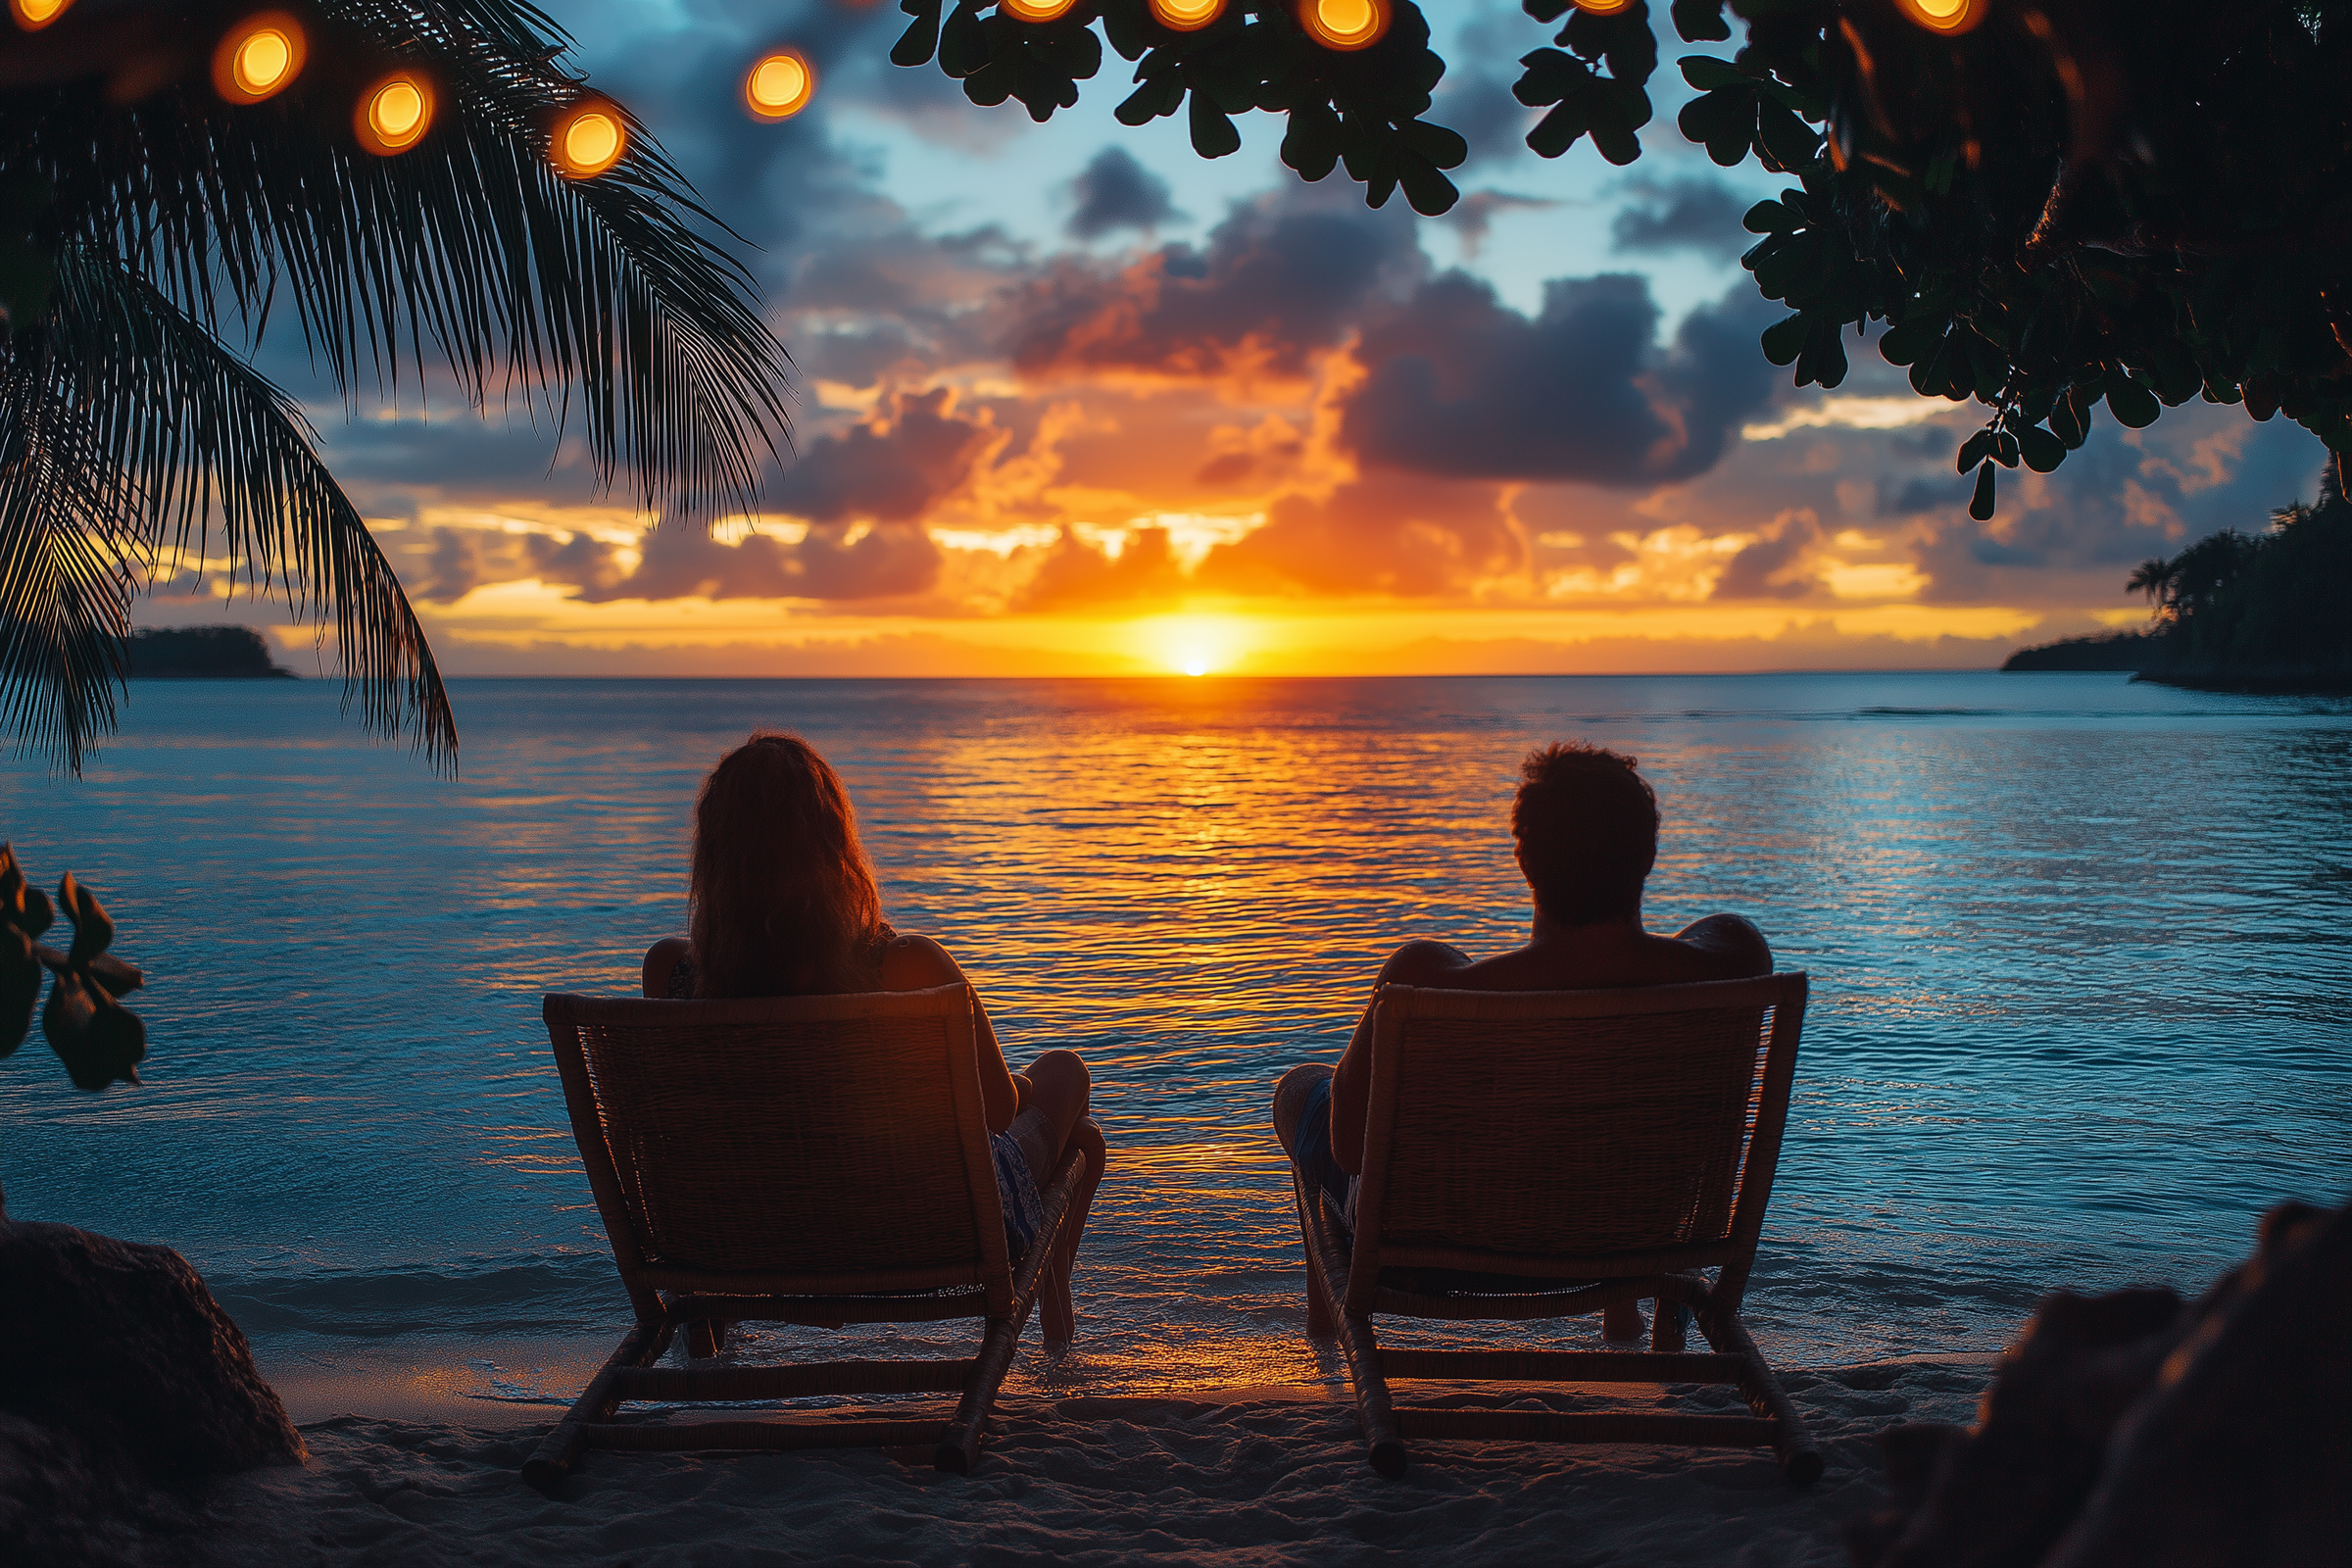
[687,731,887,998]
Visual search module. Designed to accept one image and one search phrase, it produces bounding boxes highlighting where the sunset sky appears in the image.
[152,0,2331,678]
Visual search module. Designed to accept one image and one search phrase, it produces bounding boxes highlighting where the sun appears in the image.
[1139,612,1250,677]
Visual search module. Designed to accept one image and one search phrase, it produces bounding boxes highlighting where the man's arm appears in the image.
[1330,939,1468,1174]
[1673,914,1773,977]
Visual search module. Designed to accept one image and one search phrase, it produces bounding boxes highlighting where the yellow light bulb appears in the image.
[1001,0,1077,20]
[565,114,619,172]
[1300,0,1389,51]
[212,14,308,106]
[549,99,629,179]
[745,51,815,120]
[1569,0,1636,13]
[357,73,435,156]
[1151,0,1225,29]
[10,0,72,31]
[1893,0,1985,34]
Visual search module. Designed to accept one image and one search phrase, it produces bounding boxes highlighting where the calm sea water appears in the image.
[4,674,2348,1416]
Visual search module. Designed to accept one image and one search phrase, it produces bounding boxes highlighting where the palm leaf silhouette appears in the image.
[1,0,792,770]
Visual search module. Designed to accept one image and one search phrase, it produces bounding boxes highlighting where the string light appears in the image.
[1298,0,1389,51]
[1892,0,1986,35]
[1150,0,1225,29]
[1000,0,1078,20]
[213,12,308,105]
[355,71,435,156]
[8,0,72,31]
[744,51,816,120]
[549,99,627,179]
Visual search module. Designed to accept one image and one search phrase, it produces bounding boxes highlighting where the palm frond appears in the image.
[0,356,139,774]
[26,244,457,770]
[13,0,792,522]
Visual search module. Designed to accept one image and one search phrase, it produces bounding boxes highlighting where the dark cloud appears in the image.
[1016,527,1186,611]
[771,388,999,521]
[581,519,941,603]
[1610,176,1753,261]
[410,526,626,604]
[1002,196,1424,379]
[1197,476,1523,597]
[1339,275,1779,486]
[1067,147,1180,240]
[1713,511,1823,600]
[1194,452,1257,486]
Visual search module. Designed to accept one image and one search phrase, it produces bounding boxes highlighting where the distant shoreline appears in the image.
[126,626,295,680]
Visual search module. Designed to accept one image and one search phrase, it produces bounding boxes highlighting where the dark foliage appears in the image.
[901,1,2352,519]
[1999,630,2150,671]
[0,844,146,1093]
[2128,465,2352,687]
[123,625,291,678]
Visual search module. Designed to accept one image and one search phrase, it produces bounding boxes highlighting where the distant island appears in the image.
[125,626,295,679]
[2004,464,2352,691]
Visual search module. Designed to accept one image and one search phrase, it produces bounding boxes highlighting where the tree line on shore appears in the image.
[2003,465,2352,688]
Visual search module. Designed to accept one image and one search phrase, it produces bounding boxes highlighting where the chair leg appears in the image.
[1336,1311,1406,1479]
[1295,1176,1336,1338]
[685,1319,726,1359]
[522,1322,662,1492]
[1652,1298,1689,1352]
[936,1305,1029,1475]
[1699,1307,1824,1485]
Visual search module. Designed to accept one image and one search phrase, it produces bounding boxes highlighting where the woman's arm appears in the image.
[1330,939,1468,1173]
[879,933,1023,1134]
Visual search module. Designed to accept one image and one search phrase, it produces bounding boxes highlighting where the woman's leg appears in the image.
[1008,1050,1101,1348]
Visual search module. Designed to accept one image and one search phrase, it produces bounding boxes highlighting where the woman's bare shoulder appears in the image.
[876,931,965,991]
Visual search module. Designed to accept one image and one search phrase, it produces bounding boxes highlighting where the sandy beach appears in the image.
[105,1357,1996,1566]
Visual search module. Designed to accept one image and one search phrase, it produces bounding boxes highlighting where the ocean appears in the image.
[3,672,2347,1420]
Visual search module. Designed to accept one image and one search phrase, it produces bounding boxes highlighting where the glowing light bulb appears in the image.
[745,51,815,120]
[1299,0,1388,51]
[356,73,434,155]
[9,0,72,32]
[213,13,307,105]
[1151,0,1225,29]
[1892,0,1985,34]
[550,101,626,179]
[1569,0,1636,13]
[1000,0,1078,20]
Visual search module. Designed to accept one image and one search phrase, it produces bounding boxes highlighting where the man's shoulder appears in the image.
[1379,938,1473,986]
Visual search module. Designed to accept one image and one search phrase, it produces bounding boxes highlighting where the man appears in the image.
[1272,741,1772,1340]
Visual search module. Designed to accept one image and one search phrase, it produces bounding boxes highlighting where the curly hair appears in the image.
[687,731,887,998]
[1510,742,1658,926]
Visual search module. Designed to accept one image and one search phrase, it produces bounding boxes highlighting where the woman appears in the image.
[643,730,1104,1347]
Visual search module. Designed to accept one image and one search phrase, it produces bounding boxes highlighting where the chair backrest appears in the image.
[542,983,1014,1319]
[1348,973,1806,1314]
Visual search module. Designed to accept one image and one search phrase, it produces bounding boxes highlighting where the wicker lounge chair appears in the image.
[1292,972,1823,1482]
[523,982,1094,1488]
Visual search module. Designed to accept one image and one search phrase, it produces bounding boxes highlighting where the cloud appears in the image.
[1198,475,1523,596]
[1441,190,1561,258]
[1609,176,1753,261]
[1066,147,1180,240]
[771,388,1001,522]
[1001,194,1424,380]
[414,526,625,604]
[1015,526,1187,611]
[582,519,942,603]
[1339,274,1780,485]
[1713,510,1824,600]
